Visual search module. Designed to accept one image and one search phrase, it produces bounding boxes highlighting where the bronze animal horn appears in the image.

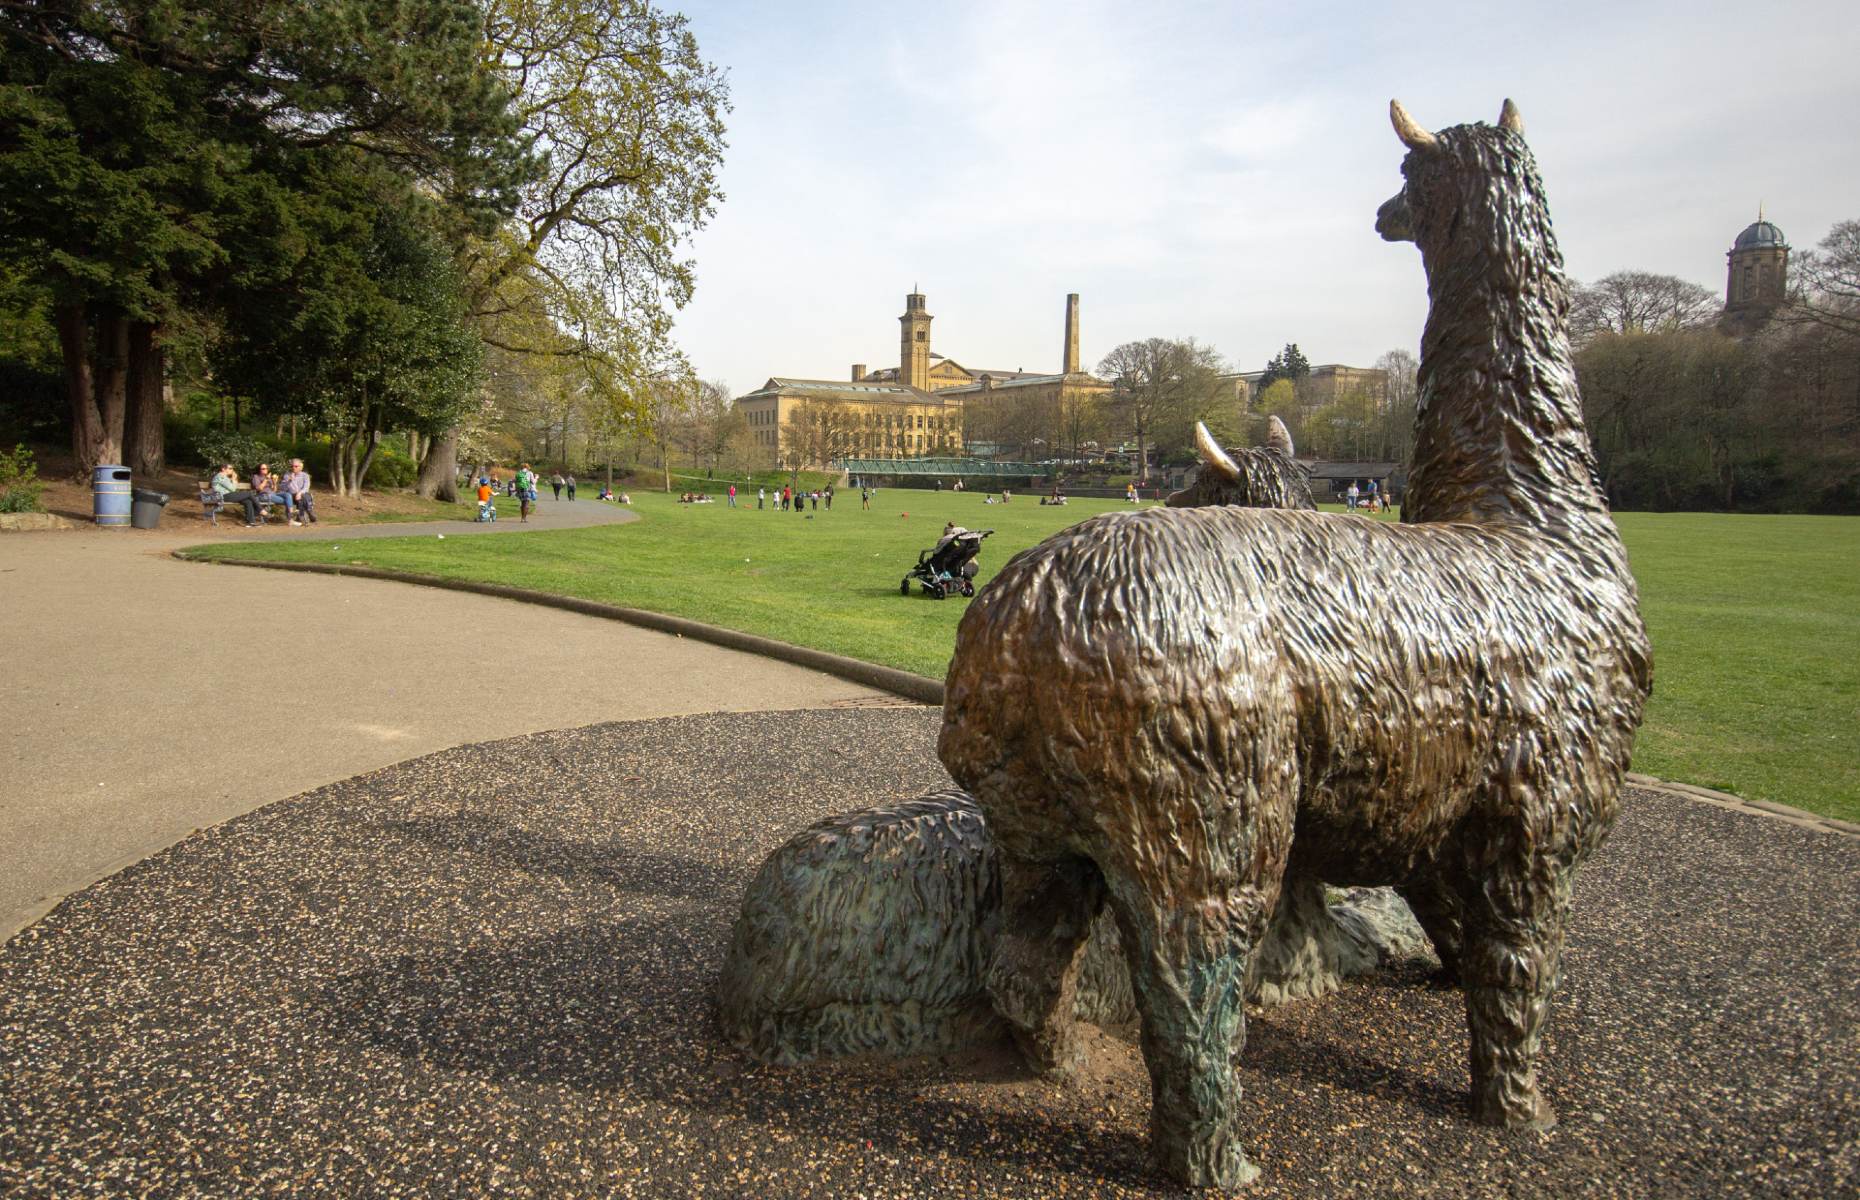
[1265,415,1295,457]
[1196,422,1242,481]
[1499,98,1524,134]
[1390,100,1437,151]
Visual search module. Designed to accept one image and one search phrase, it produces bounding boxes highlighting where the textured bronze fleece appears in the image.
[938,101,1652,1191]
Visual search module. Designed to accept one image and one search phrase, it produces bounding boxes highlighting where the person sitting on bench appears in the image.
[283,458,316,525]
[251,463,290,522]
[212,464,261,527]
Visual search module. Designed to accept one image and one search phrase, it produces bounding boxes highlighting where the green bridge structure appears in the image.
[837,457,1054,479]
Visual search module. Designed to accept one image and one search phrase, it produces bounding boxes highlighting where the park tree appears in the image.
[416,0,732,500]
[1790,219,1860,340]
[1569,271,1720,346]
[1098,337,1230,477]
[213,158,483,495]
[1373,348,1419,462]
[1253,342,1311,399]
[0,0,531,475]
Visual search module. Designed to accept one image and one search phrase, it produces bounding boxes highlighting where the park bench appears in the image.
[197,482,288,526]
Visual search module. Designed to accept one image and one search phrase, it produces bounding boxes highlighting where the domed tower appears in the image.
[1725,215,1788,313]
[899,289,932,391]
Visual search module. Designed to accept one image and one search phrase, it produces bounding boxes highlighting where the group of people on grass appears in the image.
[755,484,834,512]
[212,460,314,527]
[1343,479,1390,512]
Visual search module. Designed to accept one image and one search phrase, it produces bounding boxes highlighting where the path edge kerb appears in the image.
[175,552,945,706]
[169,552,1858,841]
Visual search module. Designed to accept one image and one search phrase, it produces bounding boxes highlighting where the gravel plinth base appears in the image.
[2,708,1855,1198]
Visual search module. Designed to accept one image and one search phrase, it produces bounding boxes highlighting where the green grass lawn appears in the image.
[183,493,1860,822]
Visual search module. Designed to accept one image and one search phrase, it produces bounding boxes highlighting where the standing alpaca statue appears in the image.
[937,99,1652,1190]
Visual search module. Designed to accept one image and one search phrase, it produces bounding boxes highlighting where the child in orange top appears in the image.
[476,480,497,522]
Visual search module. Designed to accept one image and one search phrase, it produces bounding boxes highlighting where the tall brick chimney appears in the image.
[1062,293,1080,374]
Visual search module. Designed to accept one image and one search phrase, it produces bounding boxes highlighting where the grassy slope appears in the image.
[184,495,1860,821]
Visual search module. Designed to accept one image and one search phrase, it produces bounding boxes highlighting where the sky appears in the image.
[667,0,1860,397]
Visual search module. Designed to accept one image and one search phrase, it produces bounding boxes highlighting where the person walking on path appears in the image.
[515,463,538,522]
[551,472,565,501]
[284,459,316,525]
[566,474,577,501]
[727,483,737,508]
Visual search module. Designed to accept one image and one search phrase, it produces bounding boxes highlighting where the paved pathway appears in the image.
[0,504,892,940]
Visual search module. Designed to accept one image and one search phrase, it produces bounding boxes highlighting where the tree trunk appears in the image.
[93,309,130,467]
[56,303,105,472]
[124,321,166,478]
[354,428,381,494]
[415,427,461,501]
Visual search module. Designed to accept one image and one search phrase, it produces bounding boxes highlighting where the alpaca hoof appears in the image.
[1154,1136,1259,1191]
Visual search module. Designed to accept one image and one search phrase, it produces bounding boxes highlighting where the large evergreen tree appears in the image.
[0,0,531,472]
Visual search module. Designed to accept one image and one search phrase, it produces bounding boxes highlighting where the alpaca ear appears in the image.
[1265,415,1294,457]
[1196,422,1242,481]
[1390,100,1437,151]
[1498,98,1524,134]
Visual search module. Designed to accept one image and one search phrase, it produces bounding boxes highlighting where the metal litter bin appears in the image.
[92,465,132,526]
[130,487,170,529]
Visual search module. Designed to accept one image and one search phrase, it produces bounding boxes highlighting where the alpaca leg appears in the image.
[1456,852,1573,1130]
[1399,874,1465,983]
[1103,869,1266,1190]
[986,854,1105,1076]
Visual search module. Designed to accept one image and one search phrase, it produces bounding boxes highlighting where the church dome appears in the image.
[1733,220,1786,249]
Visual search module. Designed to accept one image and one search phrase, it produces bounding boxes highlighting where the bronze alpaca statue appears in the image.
[937,99,1651,1190]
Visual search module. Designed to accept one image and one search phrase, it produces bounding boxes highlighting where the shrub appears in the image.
[193,430,270,474]
[0,443,46,513]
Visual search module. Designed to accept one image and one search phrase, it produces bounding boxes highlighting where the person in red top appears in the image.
[727,483,737,508]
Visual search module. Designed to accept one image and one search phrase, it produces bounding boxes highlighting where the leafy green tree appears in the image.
[415,0,732,499]
[0,0,529,474]
[214,158,483,495]
[1098,337,1230,478]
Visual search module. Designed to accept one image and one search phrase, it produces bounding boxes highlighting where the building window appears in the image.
[915,331,926,342]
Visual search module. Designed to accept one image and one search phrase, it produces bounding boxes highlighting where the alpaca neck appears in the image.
[1405,225,1610,532]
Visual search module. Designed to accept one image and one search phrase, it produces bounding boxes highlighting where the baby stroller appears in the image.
[902,527,993,599]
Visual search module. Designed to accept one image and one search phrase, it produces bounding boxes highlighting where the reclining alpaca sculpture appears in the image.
[937,99,1651,1190]
[716,420,1429,1067]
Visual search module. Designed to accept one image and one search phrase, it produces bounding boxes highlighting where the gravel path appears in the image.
[2,708,1853,1198]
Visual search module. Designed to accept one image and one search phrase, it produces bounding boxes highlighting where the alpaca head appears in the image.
[1167,418,1315,510]
[1375,99,1546,271]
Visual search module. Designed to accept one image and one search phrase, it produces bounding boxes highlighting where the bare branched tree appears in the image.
[1569,271,1720,347]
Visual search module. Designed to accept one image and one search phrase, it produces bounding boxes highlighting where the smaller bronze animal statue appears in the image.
[716,788,1431,1065]
[1166,415,1313,511]
[938,99,1651,1189]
